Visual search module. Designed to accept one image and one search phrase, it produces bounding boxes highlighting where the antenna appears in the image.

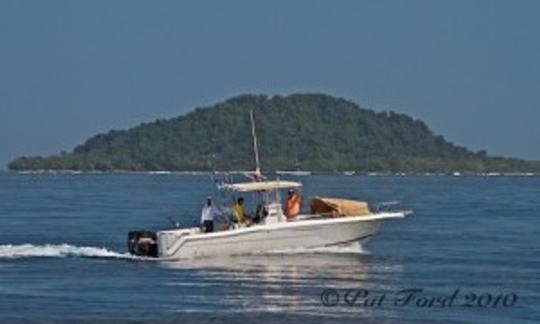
[250,109,261,177]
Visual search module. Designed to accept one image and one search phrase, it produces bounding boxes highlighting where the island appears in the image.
[8,94,540,173]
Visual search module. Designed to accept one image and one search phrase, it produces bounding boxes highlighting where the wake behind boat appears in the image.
[127,111,411,260]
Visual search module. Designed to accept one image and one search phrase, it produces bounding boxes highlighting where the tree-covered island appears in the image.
[9,94,540,173]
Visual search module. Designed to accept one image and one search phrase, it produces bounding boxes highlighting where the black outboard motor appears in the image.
[128,231,158,257]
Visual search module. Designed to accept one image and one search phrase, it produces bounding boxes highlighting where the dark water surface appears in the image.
[0,173,538,323]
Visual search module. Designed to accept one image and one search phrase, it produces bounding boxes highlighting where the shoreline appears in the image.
[2,169,538,177]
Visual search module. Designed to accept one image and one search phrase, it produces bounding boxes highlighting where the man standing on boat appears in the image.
[201,197,218,233]
[285,189,301,219]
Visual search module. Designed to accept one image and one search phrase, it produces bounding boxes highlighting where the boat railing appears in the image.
[373,201,414,216]
[292,214,328,221]
[373,201,402,213]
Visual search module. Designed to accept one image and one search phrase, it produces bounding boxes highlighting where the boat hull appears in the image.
[157,213,403,260]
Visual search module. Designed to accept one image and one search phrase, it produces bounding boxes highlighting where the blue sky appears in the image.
[1,0,539,168]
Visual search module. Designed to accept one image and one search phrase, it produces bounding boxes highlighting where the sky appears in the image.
[1,0,539,168]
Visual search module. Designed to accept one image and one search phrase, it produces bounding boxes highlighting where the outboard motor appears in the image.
[128,231,158,257]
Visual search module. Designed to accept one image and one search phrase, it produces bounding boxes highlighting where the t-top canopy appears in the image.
[221,180,302,192]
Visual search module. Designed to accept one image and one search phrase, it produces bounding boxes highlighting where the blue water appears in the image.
[0,173,538,323]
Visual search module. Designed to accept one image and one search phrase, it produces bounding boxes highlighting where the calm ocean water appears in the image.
[0,173,538,323]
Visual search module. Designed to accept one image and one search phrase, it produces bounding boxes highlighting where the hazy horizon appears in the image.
[2,0,539,169]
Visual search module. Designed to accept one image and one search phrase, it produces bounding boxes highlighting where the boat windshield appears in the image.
[214,179,302,226]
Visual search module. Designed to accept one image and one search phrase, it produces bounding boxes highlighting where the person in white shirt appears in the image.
[201,197,218,233]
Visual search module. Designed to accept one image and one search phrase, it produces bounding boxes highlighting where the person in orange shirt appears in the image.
[284,189,301,219]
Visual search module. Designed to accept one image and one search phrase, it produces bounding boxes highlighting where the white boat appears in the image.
[128,179,410,260]
[127,111,411,259]
[157,185,408,259]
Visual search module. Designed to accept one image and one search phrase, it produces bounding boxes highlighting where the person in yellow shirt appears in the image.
[231,197,247,223]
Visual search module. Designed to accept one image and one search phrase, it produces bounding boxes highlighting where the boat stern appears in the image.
[127,230,158,257]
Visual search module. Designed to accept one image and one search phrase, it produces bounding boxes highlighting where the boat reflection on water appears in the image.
[159,244,404,317]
